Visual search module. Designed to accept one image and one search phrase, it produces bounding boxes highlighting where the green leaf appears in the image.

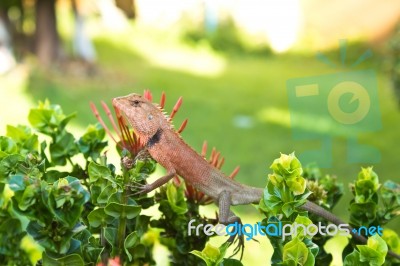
[303,238,319,259]
[18,184,38,210]
[349,202,377,227]
[28,108,54,135]
[104,227,117,249]
[125,231,139,249]
[0,136,17,159]
[261,182,283,215]
[90,185,102,204]
[190,242,220,266]
[343,250,368,266]
[87,208,114,228]
[27,221,75,254]
[357,234,388,266]
[261,179,310,217]
[266,218,284,264]
[47,176,90,227]
[382,229,400,254]
[6,125,39,154]
[190,242,233,266]
[354,167,380,203]
[357,167,379,185]
[44,170,68,183]
[97,185,117,204]
[294,215,314,238]
[84,246,103,264]
[268,173,284,187]
[0,153,24,180]
[166,182,188,215]
[88,161,113,184]
[203,242,221,262]
[286,176,306,195]
[270,153,303,179]
[124,231,139,261]
[134,158,157,175]
[303,249,315,266]
[67,238,82,254]
[135,215,151,237]
[381,180,400,206]
[42,252,84,266]
[283,237,309,265]
[191,250,213,266]
[296,189,312,202]
[71,223,86,234]
[74,229,91,244]
[104,202,141,219]
[59,113,77,132]
[216,242,232,264]
[366,233,388,254]
[28,100,76,135]
[49,131,78,166]
[281,202,297,218]
[77,124,107,160]
[8,174,26,191]
[0,217,23,234]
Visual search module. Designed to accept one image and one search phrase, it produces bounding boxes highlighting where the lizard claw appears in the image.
[226,232,245,260]
[126,181,151,197]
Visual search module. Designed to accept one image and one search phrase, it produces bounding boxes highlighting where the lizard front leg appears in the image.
[133,171,176,195]
[218,190,245,259]
[130,150,177,194]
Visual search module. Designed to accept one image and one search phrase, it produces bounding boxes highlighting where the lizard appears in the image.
[109,92,400,260]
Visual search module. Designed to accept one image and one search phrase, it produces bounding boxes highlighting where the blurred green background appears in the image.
[1,0,400,265]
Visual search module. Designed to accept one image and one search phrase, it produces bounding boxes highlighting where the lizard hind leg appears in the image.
[218,191,245,260]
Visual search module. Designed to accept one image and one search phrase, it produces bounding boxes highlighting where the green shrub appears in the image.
[0,100,399,265]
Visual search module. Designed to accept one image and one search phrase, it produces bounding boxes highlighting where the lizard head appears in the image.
[112,93,166,141]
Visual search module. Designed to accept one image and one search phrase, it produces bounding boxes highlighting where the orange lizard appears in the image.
[94,91,400,260]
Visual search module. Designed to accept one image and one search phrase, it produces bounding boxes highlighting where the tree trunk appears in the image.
[71,0,96,63]
[0,9,16,74]
[35,0,60,67]
[115,0,136,19]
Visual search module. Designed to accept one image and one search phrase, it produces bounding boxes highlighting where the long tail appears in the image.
[300,201,400,260]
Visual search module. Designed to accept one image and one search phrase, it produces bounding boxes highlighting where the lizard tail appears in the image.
[300,201,400,260]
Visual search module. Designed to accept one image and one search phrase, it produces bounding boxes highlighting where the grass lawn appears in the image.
[1,22,399,265]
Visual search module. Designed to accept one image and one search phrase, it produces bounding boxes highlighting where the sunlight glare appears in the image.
[130,38,226,77]
[232,0,302,53]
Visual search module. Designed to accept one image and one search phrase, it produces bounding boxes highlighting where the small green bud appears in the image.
[270,153,303,178]
[268,173,284,186]
[57,178,69,189]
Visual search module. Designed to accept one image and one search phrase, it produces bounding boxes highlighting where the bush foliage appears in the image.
[0,101,399,265]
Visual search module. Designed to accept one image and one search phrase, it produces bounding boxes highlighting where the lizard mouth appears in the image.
[91,99,145,156]
[118,110,134,130]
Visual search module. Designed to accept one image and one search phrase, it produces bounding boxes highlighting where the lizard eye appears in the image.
[130,100,141,107]
[148,114,153,120]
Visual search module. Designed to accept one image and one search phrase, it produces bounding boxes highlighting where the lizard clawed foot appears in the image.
[226,230,245,260]
[126,181,151,196]
[127,172,176,197]
[218,191,246,260]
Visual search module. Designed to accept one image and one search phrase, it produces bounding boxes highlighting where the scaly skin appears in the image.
[112,93,400,260]
[112,93,261,203]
